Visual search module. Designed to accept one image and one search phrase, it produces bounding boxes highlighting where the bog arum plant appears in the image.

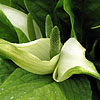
[0,4,100,82]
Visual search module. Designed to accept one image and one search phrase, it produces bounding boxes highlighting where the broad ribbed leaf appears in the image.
[58,76,92,100]
[63,0,100,47]
[0,9,18,42]
[0,57,15,85]
[0,69,92,100]
[1,68,52,88]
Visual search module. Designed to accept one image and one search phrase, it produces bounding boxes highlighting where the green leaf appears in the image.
[0,38,59,75]
[91,80,100,100]
[63,0,76,39]
[97,80,100,92]
[0,68,92,100]
[53,38,100,82]
[27,13,42,40]
[11,0,28,13]
[0,9,18,42]
[0,3,30,40]
[58,76,92,100]
[89,38,100,67]
[1,68,52,88]
[55,0,63,9]
[0,57,16,85]
[24,0,69,43]
[63,0,100,47]
[0,0,28,13]
[27,13,36,41]
[91,25,100,29]
[0,0,11,6]
[14,27,29,43]
[0,79,52,100]
[45,15,53,38]
[53,7,70,43]
[0,68,53,100]
[0,74,9,86]
[24,0,57,36]
[32,20,43,39]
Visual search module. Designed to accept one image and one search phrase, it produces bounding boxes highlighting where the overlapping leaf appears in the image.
[63,0,100,48]
[0,68,92,100]
[0,4,42,42]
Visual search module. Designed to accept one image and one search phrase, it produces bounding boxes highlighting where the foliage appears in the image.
[0,0,100,99]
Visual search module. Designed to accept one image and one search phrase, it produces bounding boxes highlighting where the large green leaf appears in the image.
[0,0,11,6]
[0,10,18,42]
[24,0,57,36]
[0,57,16,85]
[63,0,100,47]
[0,68,92,100]
[0,68,52,88]
[58,76,92,100]
[11,0,28,13]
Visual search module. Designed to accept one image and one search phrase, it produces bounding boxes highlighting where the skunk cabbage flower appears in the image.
[0,38,59,74]
[0,4,100,82]
[53,38,100,82]
[0,38,100,82]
